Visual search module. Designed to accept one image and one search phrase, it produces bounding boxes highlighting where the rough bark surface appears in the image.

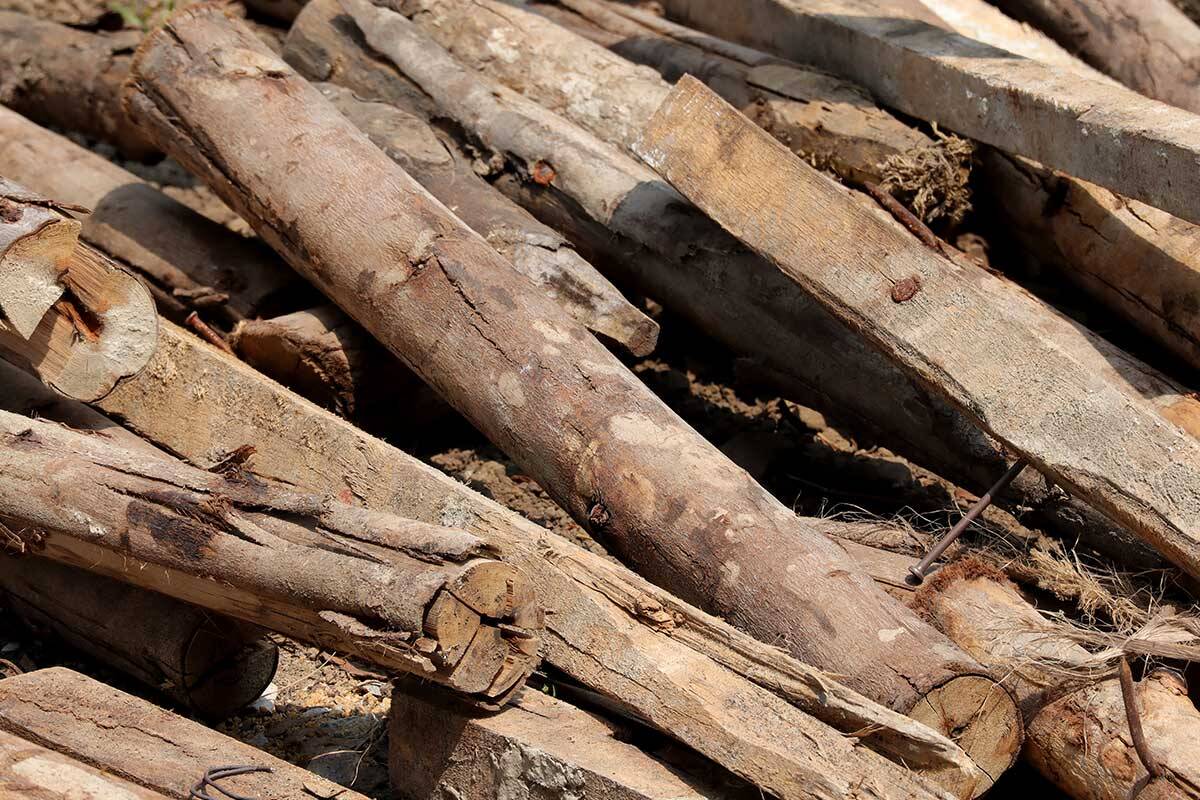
[0,179,157,401]
[125,3,1007,750]
[0,107,303,326]
[655,0,1200,226]
[637,77,1200,583]
[0,410,542,705]
[0,12,156,159]
[915,564,1200,800]
[0,556,278,720]
[0,668,372,800]
[992,0,1200,113]
[316,81,658,355]
[389,683,728,800]
[89,320,982,797]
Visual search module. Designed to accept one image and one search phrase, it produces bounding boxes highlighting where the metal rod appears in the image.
[907,458,1029,584]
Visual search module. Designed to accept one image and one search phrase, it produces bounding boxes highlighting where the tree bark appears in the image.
[0,107,304,326]
[655,0,1200,226]
[992,0,1200,114]
[0,556,278,720]
[0,179,157,401]
[90,320,982,795]
[0,410,542,706]
[315,81,658,355]
[0,667,372,800]
[389,681,731,800]
[913,561,1200,800]
[637,77,1200,581]
[0,12,156,160]
[0,728,172,800]
[126,6,1014,767]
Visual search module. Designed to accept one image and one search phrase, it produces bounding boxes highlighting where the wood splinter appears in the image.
[0,177,157,401]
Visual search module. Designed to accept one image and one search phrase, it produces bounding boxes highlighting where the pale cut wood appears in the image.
[0,728,172,800]
[315,81,658,355]
[914,562,1200,800]
[126,6,1013,769]
[993,0,1200,113]
[0,179,157,401]
[908,0,1200,372]
[0,12,156,160]
[390,682,728,800]
[0,668,371,800]
[655,0,1200,225]
[88,320,982,795]
[0,556,278,720]
[0,410,542,705]
[636,77,1200,582]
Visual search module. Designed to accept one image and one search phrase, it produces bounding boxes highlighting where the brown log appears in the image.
[0,728,172,800]
[0,179,157,401]
[126,7,1016,772]
[914,562,1200,800]
[0,410,542,705]
[0,556,278,720]
[0,667,371,800]
[637,77,1200,581]
[991,0,1200,113]
[314,81,658,355]
[0,12,156,160]
[88,321,982,796]
[389,681,730,800]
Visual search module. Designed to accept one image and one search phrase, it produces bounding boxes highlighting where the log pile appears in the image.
[0,0,1198,799]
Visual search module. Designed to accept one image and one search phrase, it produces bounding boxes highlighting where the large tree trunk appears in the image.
[992,0,1200,113]
[0,557,278,720]
[125,5,1015,763]
[0,668,371,800]
[314,81,658,356]
[0,410,542,706]
[914,561,1200,800]
[0,12,156,159]
[637,77,1200,581]
[0,179,156,401]
[655,0,1200,226]
[81,321,984,796]
[389,681,731,800]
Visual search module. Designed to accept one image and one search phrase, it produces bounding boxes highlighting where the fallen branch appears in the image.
[125,10,1016,782]
[0,409,542,706]
[0,178,156,401]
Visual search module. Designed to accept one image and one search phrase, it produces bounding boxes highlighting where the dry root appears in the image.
[880,133,974,229]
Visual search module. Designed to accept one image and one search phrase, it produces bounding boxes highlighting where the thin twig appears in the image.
[1119,657,1163,781]
[186,311,236,355]
[860,180,946,255]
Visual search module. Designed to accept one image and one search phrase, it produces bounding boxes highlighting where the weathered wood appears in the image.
[315,82,658,355]
[0,556,278,720]
[0,728,172,800]
[242,0,306,22]
[389,682,729,800]
[0,410,542,705]
[126,7,1014,765]
[992,0,1200,113]
[0,12,156,160]
[655,0,1200,226]
[0,667,371,800]
[0,179,157,401]
[86,319,982,795]
[636,77,1200,582]
[0,107,302,326]
[914,562,1200,800]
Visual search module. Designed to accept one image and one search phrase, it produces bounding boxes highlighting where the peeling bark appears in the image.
[125,12,1015,775]
[0,410,542,705]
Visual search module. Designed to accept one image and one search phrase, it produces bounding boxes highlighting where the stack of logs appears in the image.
[1,1,1199,799]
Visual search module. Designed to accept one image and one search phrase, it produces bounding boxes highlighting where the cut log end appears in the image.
[431,560,542,706]
[0,214,77,339]
[907,674,1024,793]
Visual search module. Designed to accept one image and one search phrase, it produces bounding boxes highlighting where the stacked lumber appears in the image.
[0,0,1198,799]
